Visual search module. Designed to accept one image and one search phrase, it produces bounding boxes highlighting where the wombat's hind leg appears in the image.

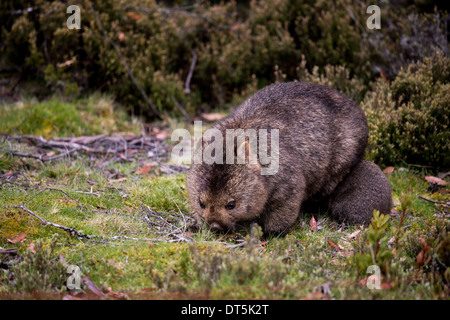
[329,160,392,225]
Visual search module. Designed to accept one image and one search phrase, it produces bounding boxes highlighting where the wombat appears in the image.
[328,160,392,225]
[187,82,372,234]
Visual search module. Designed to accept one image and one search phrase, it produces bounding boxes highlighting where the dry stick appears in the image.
[91,7,161,119]
[9,149,77,162]
[4,134,170,168]
[159,184,189,236]
[13,204,169,243]
[143,204,191,241]
[11,186,221,246]
[172,97,193,122]
[184,49,197,94]
[417,195,449,205]
[74,190,100,197]
[5,135,101,153]
[13,204,102,240]
[438,171,450,179]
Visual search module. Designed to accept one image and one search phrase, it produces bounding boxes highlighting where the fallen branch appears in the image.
[417,195,449,206]
[9,148,77,162]
[1,133,170,167]
[13,204,102,240]
[12,204,177,243]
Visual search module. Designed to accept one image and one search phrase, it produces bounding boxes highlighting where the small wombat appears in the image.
[328,160,392,225]
[187,82,372,234]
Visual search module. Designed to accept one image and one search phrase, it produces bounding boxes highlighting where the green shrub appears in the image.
[1,1,447,119]
[5,238,68,293]
[363,52,450,169]
[296,55,368,103]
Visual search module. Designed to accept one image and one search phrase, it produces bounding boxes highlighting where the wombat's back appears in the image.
[213,82,369,201]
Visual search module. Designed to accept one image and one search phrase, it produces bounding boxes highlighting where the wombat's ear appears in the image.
[236,140,260,170]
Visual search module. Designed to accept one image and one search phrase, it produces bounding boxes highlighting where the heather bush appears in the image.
[362,52,450,169]
[5,238,68,293]
[296,56,368,103]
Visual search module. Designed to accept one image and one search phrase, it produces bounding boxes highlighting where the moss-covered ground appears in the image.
[0,96,448,300]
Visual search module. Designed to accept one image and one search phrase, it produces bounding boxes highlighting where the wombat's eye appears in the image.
[225,201,236,210]
[199,199,206,209]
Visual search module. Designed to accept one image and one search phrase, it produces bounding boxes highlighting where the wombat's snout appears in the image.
[205,217,232,232]
[209,222,223,231]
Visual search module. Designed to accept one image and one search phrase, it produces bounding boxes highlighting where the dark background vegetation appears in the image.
[0,0,449,168]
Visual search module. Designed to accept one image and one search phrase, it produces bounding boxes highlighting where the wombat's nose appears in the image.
[210,222,223,231]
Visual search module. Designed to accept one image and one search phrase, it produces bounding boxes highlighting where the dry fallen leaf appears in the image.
[299,291,327,300]
[201,113,227,121]
[347,230,361,239]
[7,233,28,244]
[127,12,141,20]
[327,239,341,251]
[29,242,35,253]
[425,176,447,186]
[117,153,127,161]
[381,283,392,290]
[135,165,154,175]
[56,59,75,68]
[387,236,396,245]
[106,287,128,299]
[155,130,169,140]
[108,177,127,184]
[59,254,68,267]
[62,294,86,300]
[310,215,317,231]
[128,149,138,155]
[383,166,395,174]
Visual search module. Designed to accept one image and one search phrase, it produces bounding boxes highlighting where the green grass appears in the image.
[0,93,141,137]
[1,156,448,299]
[0,97,448,300]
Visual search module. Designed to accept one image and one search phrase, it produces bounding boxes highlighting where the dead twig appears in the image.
[13,204,102,240]
[12,204,173,243]
[185,49,197,94]
[172,97,193,122]
[159,184,188,235]
[417,195,449,206]
[1,134,170,167]
[8,149,77,162]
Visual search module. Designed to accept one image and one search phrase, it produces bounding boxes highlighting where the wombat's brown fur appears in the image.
[328,160,392,225]
[187,82,370,234]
